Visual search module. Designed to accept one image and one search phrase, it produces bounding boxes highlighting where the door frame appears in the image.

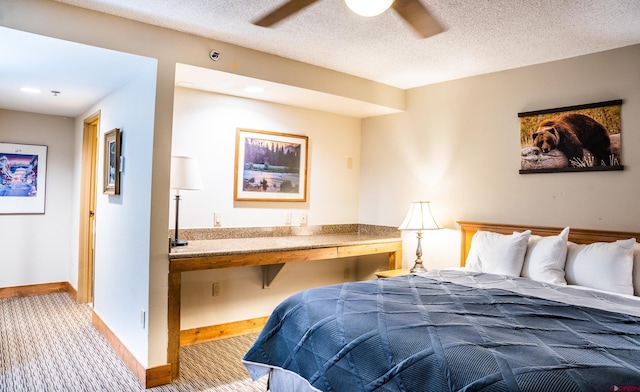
[77,111,100,304]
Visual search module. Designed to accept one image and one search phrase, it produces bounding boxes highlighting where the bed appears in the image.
[243,222,640,391]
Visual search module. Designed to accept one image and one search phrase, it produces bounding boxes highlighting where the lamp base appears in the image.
[410,261,427,273]
[171,239,189,247]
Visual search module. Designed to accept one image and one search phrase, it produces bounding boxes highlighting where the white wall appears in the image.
[172,88,389,328]
[73,61,158,366]
[0,110,74,287]
[360,44,640,270]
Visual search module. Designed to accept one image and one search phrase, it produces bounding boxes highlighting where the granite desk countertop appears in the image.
[168,232,402,260]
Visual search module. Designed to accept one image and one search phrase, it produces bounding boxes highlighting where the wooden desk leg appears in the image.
[168,271,181,380]
[388,249,403,270]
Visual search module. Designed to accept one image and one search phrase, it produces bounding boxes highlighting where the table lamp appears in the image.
[170,156,203,247]
[398,201,440,273]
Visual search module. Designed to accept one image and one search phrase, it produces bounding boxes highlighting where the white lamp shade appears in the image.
[345,0,394,17]
[398,201,440,231]
[170,156,203,190]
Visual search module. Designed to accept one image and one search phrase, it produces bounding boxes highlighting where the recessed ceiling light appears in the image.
[244,86,265,93]
[21,87,42,94]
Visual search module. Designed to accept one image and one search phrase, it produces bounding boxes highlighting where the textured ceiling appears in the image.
[55,0,640,89]
[4,1,640,117]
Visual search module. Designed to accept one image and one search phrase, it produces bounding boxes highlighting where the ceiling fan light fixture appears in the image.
[345,0,394,17]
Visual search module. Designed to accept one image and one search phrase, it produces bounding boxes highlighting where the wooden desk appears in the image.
[375,268,411,278]
[167,234,403,379]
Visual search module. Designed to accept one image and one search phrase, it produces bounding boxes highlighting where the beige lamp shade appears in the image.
[170,156,203,191]
[398,201,440,231]
[398,201,440,273]
[169,155,202,247]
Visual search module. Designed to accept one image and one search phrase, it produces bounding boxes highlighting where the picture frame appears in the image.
[0,142,48,214]
[519,100,624,174]
[103,128,121,195]
[234,128,308,202]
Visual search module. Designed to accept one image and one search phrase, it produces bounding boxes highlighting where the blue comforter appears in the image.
[244,274,640,391]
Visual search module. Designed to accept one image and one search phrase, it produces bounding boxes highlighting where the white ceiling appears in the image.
[3,0,640,118]
[0,26,155,118]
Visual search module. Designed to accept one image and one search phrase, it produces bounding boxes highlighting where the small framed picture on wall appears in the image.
[0,142,48,214]
[103,128,121,195]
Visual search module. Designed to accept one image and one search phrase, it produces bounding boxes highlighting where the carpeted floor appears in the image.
[0,293,268,391]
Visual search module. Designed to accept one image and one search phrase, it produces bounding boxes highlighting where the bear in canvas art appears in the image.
[531,113,612,167]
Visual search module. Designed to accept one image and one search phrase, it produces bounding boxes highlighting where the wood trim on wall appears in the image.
[77,111,100,304]
[180,316,269,346]
[0,282,70,300]
[92,311,171,388]
[67,282,78,302]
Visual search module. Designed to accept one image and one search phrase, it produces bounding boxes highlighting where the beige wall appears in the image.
[5,0,640,372]
[172,87,363,228]
[1,0,400,368]
[172,87,390,328]
[0,110,75,287]
[360,44,640,269]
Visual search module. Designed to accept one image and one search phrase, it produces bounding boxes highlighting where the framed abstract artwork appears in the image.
[103,128,121,195]
[0,142,48,214]
[519,100,623,174]
[234,128,308,202]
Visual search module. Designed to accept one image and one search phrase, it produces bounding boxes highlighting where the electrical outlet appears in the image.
[212,283,221,297]
[285,211,292,225]
[300,213,308,226]
[214,212,222,227]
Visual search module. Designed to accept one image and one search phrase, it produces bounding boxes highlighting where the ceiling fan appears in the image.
[253,0,444,39]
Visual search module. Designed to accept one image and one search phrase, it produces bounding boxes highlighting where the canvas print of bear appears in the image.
[519,100,623,173]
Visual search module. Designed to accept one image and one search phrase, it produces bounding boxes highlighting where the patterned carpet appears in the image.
[0,293,268,391]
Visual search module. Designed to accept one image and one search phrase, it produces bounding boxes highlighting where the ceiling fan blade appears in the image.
[392,0,444,39]
[253,0,320,27]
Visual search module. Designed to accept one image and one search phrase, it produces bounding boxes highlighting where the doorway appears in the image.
[77,112,100,304]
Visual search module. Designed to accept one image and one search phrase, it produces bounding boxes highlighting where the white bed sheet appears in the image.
[243,362,323,392]
[426,269,640,317]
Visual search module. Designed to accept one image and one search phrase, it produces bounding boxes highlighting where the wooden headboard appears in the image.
[458,221,640,267]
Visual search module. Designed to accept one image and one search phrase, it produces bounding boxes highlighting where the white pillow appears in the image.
[564,238,635,296]
[633,243,640,296]
[521,227,569,285]
[465,230,531,277]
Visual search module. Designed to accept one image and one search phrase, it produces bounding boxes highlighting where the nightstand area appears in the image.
[375,269,411,279]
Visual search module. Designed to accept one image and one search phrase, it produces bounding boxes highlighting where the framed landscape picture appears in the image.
[103,128,121,195]
[0,142,47,214]
[519,100,623,174]
[234,128,308,202]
